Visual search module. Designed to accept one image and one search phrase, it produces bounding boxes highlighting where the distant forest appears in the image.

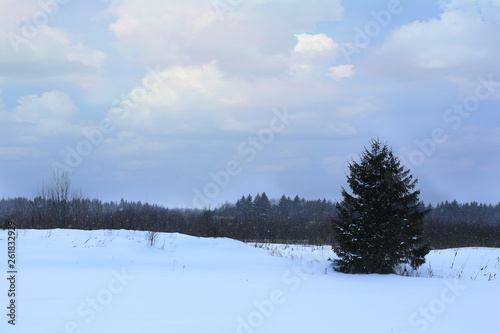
[2,188,499,249]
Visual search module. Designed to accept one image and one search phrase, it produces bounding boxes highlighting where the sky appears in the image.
[0,0,499,208]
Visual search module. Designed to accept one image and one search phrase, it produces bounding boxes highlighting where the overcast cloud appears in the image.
[0,0,499,207]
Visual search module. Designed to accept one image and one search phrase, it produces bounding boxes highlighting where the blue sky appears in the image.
[0,0,499,208]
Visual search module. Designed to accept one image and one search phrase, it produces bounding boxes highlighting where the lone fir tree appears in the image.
[332,139,430,274]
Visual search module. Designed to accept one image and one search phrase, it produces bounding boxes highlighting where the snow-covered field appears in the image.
[1,229,499,332]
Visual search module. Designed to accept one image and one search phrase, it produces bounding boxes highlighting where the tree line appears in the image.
[0,191,335,244]
[1,174,499,248]
[424,200,500,248]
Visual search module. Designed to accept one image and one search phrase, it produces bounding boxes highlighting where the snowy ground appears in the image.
[1,229,499,332]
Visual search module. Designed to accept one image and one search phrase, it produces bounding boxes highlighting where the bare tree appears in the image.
[146,231,159,247]
[35,171,81,228]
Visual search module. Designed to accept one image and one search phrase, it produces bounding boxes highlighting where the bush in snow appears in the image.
[146,231,159,247]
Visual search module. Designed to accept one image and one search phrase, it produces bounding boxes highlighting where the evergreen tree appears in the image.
[332,139,430,274]
[254,192,271,220]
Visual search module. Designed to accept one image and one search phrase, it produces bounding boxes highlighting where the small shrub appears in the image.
[146,231,159,247]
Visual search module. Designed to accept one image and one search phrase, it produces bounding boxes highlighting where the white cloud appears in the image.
[98,0,351,142]
[66,43,107,68]
[0,91,84,171]
[106,58,364,140]
[363,1,500,86]
[290,34,342,79]
[108,62,235,127]
[105,0,343,78]
[106,63,227,136]
[288,63,313,76]
[12,91,78,124]
[0,2,107,83]
[328,64,354,81]
[294,33,339,53]
[0,91,81,143]
[2,25,107,72]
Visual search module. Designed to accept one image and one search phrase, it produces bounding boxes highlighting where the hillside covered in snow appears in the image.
[1,229,499,332]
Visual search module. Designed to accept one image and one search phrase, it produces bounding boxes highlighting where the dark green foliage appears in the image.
[333,139,430,274]
[1,170,499,247]
[424,200,500,248]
